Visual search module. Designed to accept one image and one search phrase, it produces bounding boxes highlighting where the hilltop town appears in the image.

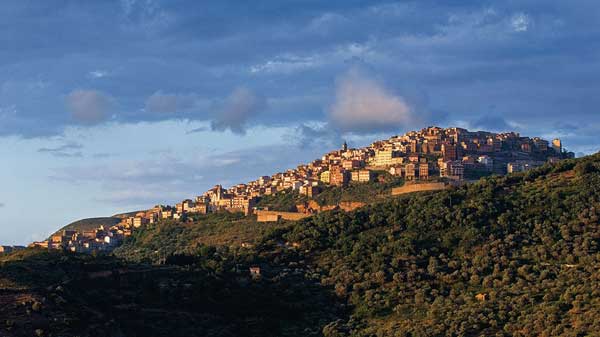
[28,126,573,254]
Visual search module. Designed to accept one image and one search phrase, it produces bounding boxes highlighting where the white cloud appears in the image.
[329,68,415,133]
[66,89,114,124]
[88,70,110,79]
[511,13,530,32]
[250,55,319,74]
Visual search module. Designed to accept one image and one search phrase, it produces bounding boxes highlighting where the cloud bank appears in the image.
[329,69,416,133]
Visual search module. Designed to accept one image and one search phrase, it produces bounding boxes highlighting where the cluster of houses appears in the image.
[28,126,572,254]
[0,245,25,254]
[29,215,145,253]
[154,126,571,218]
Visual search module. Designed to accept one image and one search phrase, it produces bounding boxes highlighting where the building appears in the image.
[442,143,457,161]
[351,169,373,183]
[552,138,562,153]
[320,170,330,184]
[330,167,349,186]
[478,155,493,171]
[342,159,362,170]
[258,176,271,186]
[250,266,261,278]
[440,161,464,180]
[300,185,320,197]
[507,161,545,174]
[373,149,394,167]
[533,137,549,151]
[192,202,209,214]
[405,163,416,180]
[133,217,149,228]
[389,166,403,176]
[418,163,429,180]
[0,246,25,254]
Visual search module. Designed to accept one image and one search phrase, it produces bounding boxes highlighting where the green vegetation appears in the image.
[51,217,121,237]
[113,211,289,262]
[255,189,307,211]
[314,171,404,205]
[253,172,403,211]
[0,249,338,337]
[4,153,600,336]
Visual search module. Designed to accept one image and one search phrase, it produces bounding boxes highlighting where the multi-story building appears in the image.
[440,161,464,180]
[405,163,416,180]
[351,169,373,183]
[320,170,331,184]
[330,167,349,186]
[418,163,429,180]
[442,143,457,161]
[552,139,562,153]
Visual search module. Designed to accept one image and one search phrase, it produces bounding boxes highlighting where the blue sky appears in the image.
[1,0,600,245]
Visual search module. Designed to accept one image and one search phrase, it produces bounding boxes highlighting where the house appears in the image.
[418,163,429,180]
[0,246,24,254]
[389,166,403,176]
[300,185,320,197]
[330,167,349,186]
[133,217,149,228]
[440,161,464,180]
[475,293,487,301]
[373,149,394,167]
[552,138,562,153]
[405,163,416,180]
[29,241,49,249]
[249,266,261,278]
[351,169,373,183]
[342,159,362,170]
[320,170,330,184]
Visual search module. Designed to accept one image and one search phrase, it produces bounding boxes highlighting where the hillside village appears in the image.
[28,126,574,253]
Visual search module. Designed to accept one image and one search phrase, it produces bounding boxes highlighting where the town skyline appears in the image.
[22,124,574,252]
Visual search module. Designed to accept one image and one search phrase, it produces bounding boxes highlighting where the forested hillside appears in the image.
[2,153,600,337]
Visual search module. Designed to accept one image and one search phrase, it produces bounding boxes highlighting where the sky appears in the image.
[1,0,600,245]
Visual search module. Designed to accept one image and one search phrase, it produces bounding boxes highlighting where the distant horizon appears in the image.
[3,1,600,245]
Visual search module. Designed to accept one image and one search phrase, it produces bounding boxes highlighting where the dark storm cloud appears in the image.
[0,0,599,142]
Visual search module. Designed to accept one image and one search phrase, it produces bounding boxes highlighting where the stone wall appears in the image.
[338,201,366,212]
[255,210,311,222]
[391,182,451,195]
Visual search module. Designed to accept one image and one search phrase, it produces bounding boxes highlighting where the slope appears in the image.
[3,153,600,337]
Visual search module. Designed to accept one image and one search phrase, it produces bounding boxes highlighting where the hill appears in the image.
[3,152,600,336]
[50,217,121,237]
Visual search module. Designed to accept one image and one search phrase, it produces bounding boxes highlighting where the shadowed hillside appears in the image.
[4,153,600,336]
[50,217,121,238]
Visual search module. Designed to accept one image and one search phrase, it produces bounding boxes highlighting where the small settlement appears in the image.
[30,126,573,253]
